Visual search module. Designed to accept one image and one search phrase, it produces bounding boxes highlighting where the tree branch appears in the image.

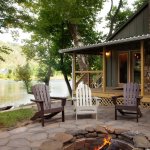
[107,0,123,39]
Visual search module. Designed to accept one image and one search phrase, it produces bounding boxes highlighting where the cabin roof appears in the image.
[107,2,149,40]
[59,34,150,55]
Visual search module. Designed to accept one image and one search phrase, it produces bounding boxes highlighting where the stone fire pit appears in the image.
[39,125,150,150]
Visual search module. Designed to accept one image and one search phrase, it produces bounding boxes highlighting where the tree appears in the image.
[0,0,31,61]
[105,0,149,39]
[18,0,104,70]
[0,45,12,61]
[23,35,52,86]
[133,0,149,11]
[105,0,133,39]
[18,0,104,96]
[15,63,32,93]
[0,0,32,32]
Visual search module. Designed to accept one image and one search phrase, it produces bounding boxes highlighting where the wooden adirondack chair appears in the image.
[31,84,66,126]
[112,83,142,122]
[75,82,98,120]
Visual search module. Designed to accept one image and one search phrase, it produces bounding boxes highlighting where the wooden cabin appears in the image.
[60,1,150,107]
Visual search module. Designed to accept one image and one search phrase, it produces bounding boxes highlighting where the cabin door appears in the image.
[132,52,141,83]
[118,52,128,84]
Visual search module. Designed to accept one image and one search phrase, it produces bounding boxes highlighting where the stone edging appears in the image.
[39,125,150,150]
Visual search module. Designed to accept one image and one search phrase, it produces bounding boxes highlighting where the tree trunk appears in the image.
[60,22,72,96]
[44,67,51,86]
[67,23,89,70]
[60,53,72,96]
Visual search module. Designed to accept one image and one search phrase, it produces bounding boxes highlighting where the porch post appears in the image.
[103,47,106,92]
[140,40,144,96]
[72,53,76,95]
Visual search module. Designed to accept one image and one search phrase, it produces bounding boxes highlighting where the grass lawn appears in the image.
[0,108,35,129]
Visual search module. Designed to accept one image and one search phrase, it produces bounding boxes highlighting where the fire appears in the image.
[94,135,111,150]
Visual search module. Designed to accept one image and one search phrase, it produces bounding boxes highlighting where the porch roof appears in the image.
[59,34,150,55]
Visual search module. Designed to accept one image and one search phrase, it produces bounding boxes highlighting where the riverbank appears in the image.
[0,79,70,108]
[0,107,35,131]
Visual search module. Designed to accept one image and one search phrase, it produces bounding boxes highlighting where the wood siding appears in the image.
[110,4,149,40]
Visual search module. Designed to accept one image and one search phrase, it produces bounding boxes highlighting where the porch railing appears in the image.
[75,70,103,89]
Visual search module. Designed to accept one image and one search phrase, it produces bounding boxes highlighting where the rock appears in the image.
[39,140,63,150]
[78,130,88,135]
[27,132,48,142]
[54,133,73,144]
[0,138,9,146]
[105,126,115,134]
[133,135,150,148]
[76,135,84,139]
[85,132,97,138]
[121,131,143,140]
[7,138,30,147]
[66,129,88,137]
[65,130,78,136]
[0,132,10,139]
[114,129,129,135]
[85,127,95,133]
[97,133,106,138]
[95,126,108,134]
[9,127,27,134]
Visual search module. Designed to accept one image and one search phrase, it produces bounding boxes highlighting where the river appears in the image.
[0,79,70,108]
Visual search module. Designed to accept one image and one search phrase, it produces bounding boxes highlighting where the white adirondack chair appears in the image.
[75,82,98,120]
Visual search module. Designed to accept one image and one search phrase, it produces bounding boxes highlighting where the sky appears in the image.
[0,0,135,45]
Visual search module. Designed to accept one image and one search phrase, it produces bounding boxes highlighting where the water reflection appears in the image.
[0,79,69,108]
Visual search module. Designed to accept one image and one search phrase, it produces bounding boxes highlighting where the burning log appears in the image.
[105,141,120,150]
[94,135,111,150]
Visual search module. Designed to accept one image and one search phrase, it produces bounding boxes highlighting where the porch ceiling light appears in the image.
[106,51,111,57]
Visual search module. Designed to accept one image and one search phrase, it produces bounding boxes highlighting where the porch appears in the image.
[60,35,150,107]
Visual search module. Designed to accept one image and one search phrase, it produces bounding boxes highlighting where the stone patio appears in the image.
[0,101,150,150]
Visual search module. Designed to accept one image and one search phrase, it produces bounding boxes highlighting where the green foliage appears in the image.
[0,108,34,128]
[0,41,27,80]
[37,64,52,82]
[105,0,133,36]
[23,35,53,84]
[13,0,105,92]
[89,55,103,70]
[133,0,149,11]
[0,0,32,32]
[110,8,132,31]
[0,45,12,61]
[15,63,32,93]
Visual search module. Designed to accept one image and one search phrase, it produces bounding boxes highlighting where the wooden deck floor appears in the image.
[73,87,150,103]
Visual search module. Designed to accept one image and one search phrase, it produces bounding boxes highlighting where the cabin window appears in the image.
[119,53,128,83]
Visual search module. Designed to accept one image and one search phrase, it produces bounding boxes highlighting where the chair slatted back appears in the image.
[76,83,92,107]
[123,83,140,106]
[32,84,51,110]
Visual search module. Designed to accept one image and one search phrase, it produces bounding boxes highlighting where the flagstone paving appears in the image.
[0,101,149,150]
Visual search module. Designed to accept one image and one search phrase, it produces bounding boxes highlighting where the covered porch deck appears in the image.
[60,34,150,108]
[72,87,150,108]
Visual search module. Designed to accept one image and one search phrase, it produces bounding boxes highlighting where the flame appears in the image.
[94,135,111,150]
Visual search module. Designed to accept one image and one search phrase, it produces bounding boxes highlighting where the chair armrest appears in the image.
[137,96,143,105]
[30,99,43,103]
[30,99,44,111]
[112,95,123,105]
[137,96,143,100]
[50,97,66,106]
